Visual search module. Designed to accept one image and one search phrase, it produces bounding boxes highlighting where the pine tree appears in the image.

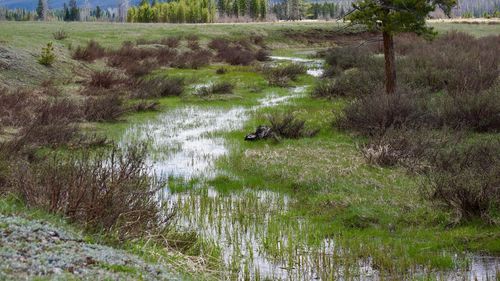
[349,0,455,94]
[68,0,79,21]
[36,0,44,19]
[96,6,102,19]
[63,3,70,20]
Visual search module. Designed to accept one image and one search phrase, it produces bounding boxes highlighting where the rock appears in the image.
[0,215,180,280]
[245,126,273,141]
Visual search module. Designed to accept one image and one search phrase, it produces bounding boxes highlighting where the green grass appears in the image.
[428,22,500,37]
[212,91,500,276]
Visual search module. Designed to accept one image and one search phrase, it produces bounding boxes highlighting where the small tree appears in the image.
[349,0,456,94]
[38,42,56,66]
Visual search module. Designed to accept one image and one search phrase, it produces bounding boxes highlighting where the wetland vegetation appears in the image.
[0,21,499,280]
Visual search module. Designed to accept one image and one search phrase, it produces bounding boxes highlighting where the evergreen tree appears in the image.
[63,3,70,20]
[349,0,455,94]
[36,0,44,19]
[68,0,79,20]
[96,6,102,19]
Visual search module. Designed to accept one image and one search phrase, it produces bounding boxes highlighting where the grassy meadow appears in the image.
[0,21,499,280]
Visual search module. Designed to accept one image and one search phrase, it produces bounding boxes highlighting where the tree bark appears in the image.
[383,31,397,95]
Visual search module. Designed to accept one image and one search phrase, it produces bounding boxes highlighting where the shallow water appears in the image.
[119,87,304,179]
[118,59,499,280]
[269,56,324,77]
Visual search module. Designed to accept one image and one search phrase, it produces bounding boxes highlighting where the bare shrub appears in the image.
[161,37,181,48]
[208,38,229,51]
[255,48,270,61]
[187,39,200,50]
[338,90,426,136]
[7,144,171,238]
[401,32,499,94]
[125,59,157,78]
[263,64,307,87]
[185,34,199,41]
[72,40,106,62]
[436,82,500,132]
[323,46,372,74]
[0,87,40,127]
[209,38,259,65]
[134,76,185,98]
[267,112,319,139]
[155,47,178,66]
[83,95,127,122]
[106,41,156,70]
[175,49,212,69]
[17,98,82,147]
[426,139,500,224]
[196,81,234,96]
[88,70,119,89]
[362,129,452,171]
[313,67,383,98]
[221,47,255,65]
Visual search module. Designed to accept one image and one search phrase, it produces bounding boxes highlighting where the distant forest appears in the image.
[0,0,499,22]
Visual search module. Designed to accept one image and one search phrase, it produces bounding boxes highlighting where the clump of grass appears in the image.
[72,40,106,62]
[52,30,68,40]
[216,67,227,75]
[263,64,307,87]
[134,76,185,98]
[196,81,234,96]
[267,112,319,139]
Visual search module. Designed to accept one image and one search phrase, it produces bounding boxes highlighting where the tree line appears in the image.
[127,0,217,23]
[271,1,347,20]
[127,0,268,22]
[1,0,499,22]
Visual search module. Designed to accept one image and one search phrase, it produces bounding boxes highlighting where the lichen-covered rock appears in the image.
[0,215,179,281]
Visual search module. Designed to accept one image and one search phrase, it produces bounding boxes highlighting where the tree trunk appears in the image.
[383,31,396,95]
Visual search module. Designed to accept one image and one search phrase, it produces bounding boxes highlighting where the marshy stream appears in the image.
[118,58,499,280]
